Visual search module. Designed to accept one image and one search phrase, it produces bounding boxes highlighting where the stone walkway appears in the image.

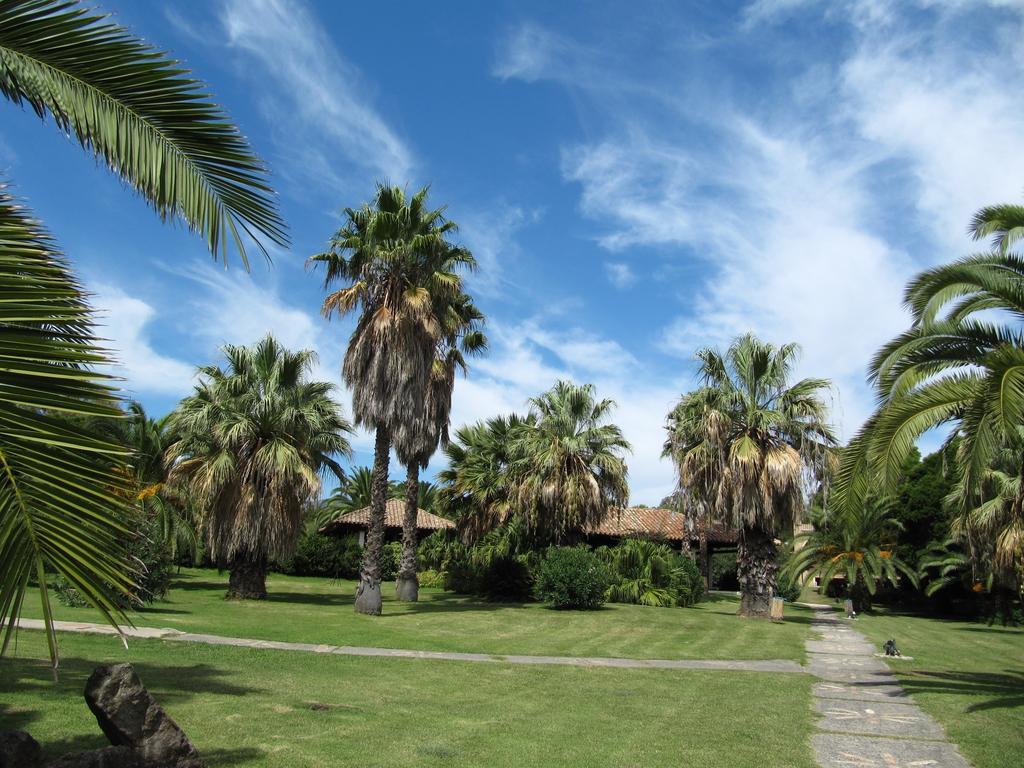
[804,605,972,767]
[14,618,803,673]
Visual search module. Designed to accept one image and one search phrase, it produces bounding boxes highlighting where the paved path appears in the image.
[804,605,972,767]
[14,618,803,673]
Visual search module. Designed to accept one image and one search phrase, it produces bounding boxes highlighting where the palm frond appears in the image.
[0,0,287,265]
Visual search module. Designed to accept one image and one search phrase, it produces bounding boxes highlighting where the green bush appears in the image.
[670,554,705,607]
[774,575,802,602]
[381,541,401,581]
[418,569,445,589]
[278,529,363,579]
[601,539,703,608]
[534,546,610,609]
[478,555,535,602]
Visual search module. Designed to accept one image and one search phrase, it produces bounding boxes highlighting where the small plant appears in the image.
[601,539,704,608]
[534,546,609,609]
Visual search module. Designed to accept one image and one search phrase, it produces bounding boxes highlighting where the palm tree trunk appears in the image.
[697,517,710,591]
[355,425,389,615]
[736,525,777,618]
[395,462,420,602]
[227,556,266,600]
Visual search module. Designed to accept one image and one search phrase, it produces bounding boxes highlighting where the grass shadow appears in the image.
[900,668,1024,713]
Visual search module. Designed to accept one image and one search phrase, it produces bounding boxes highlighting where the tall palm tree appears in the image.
[833,233,1024,591]
[168,337,352,599]
[0,0,285,666]
[665,334,835,617]
[392,293,486,601]
[309,183,473,615]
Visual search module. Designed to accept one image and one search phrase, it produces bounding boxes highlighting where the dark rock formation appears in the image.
[83,664,204,768]
[0,730,42,768]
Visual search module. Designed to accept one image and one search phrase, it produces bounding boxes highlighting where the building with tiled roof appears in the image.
[319,499,454,545]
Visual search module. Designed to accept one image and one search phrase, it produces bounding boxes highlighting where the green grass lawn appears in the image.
[20,568,814,662]
[1,629,817,768]
[853,609,1024,768]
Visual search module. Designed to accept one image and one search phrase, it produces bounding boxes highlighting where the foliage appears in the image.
[313,466,401,530]
[534,546,610,610]
[417,569,444,589]
[381,541,401,582]
[0,0,285,666]
[55,513,172,609]
[278,528,363,580]
[711,552,739,590]
[784,498,919,611]
[441,382,631,543]
[0,190,134,666]
[600,539,703,608]
[0,0,287,265]
[833,222,1024,595]
[168,336,352,573]
[664,333,835,614]
[892,447,954,563]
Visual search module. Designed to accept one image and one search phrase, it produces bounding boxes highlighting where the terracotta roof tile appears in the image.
[586,507,737,544]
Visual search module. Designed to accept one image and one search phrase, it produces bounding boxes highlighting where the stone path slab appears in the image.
[813,681,909,702]
[13,618,803,673]
[813,698,946,740]
[805,606,972,767]
[811,733,972,768]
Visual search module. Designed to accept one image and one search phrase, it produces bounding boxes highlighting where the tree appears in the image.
[392,293,486,601]
[665,334,835,617]
[0,0,285,666]
[834,242,1024,595]
[309,183,473,615]
[168,336,352,599]
[440,414,530,542]
[784,498,918,612]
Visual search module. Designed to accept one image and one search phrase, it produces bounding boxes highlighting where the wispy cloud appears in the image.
[219,0,413,189]
[91,284,196,398]
[605,261,637,289]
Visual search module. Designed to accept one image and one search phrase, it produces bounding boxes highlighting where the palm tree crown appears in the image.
[168,336,352,596]
[665,334,835,617]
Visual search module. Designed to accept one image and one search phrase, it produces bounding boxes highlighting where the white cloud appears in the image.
[605,262,636,289]
[220,0,412,185]
[458,204,534,296]
[493,23,581,82]
[439,316,681,505]
[90,284,196,397]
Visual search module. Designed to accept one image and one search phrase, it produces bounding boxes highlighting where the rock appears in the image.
[0,730,42,768]
[45,746,150,768]
[83,664,204,768]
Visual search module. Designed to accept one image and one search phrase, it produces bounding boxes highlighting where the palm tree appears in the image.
[168,336,352,599]
[665,334,835,617]
[392,293,486,601]
[511,381,631,541]
[309,183,474,614]
[784,498,917,612]
[0,0,285,665]
[833,235,1024,590]
[440,414,531,542]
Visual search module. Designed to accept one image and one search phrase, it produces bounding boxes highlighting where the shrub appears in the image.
[477,555,535,602]
[381,541,401,581]
[534,546,609,609]
[278,529,363,579]
[670,554,704,607]
[601,539,704,608]
[774,575,802,603]
[418,569,445,589]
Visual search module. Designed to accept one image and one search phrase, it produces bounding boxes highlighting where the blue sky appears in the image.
[2,0,1023,503]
